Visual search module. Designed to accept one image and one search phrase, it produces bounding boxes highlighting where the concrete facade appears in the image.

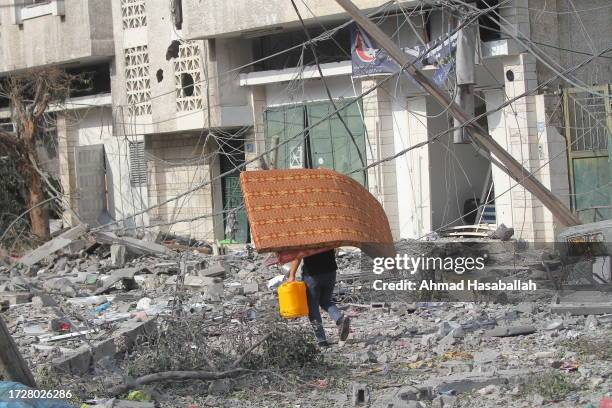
[1,1,609,243]
[0,0,114,72]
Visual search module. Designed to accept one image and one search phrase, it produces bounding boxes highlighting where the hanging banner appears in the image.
[351,24,459,86]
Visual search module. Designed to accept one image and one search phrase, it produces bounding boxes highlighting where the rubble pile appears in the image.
[0,232,611,407]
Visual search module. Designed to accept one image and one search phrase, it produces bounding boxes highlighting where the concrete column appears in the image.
[500,0,530,42]
[246,86,267,170]
[56,113,79,226]
[392,96,431,238]
[483,89,514,229]
[498,53,540,241]
[360,78,400,239]
[533,94,571,241]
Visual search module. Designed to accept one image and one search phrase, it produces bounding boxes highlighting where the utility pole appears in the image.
[335,0,581,227]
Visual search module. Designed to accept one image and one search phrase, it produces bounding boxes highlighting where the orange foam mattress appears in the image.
[240,168,394,258]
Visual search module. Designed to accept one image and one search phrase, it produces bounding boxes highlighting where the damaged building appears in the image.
[0,0,610,243]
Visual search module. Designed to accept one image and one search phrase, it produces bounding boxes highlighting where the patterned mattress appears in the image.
[240,168,394,258]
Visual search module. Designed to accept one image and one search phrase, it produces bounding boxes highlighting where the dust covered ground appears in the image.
[1,237,611,407]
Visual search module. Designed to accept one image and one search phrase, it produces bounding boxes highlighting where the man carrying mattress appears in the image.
[287,249,350,347]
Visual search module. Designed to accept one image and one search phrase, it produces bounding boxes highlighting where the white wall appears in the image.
[264,75,359,106]
[73,107,149,229]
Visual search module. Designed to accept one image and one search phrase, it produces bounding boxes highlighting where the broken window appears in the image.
[252,25,351,72]
[173,42,203,111]
[66,63,112,98]
[180,73,195,97]
[477,0,501,42]
[128,141,147,186]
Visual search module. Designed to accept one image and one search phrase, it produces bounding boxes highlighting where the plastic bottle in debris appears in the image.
[94,301,112,314]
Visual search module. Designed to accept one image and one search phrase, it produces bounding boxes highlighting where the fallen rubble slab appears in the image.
[52,317,157,375]
[422,368,539,396]
[0,291,32,305]
[94,231,172,257]
[20,224,89,266]
[94,267,139,295]
[485,325,536,337]
[550,303,612,315]
[198,263,226,278]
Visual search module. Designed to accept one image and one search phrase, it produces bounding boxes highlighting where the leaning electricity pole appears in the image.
[335,0,581,227]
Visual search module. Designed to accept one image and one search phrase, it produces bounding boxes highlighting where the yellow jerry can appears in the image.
[277,281,309,319]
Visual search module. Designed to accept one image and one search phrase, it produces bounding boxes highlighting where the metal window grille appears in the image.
[129,141,147,186]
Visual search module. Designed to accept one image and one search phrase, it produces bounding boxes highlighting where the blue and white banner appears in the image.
[351,25,459,86]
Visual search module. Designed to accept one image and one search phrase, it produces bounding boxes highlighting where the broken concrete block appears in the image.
[241,282,259,295]
[110,244,127,267]
[113,317,157,353]
[94,231,172,257]
[20,224,88,266]
[112,401,155,408]
[94,267,139,295]
[199,263,226,278]
[66,239,86,255]
[485,325,536,337]
[43,278,77,297]
[155,261,179,274]
[473,349,500,364]
[585,315,599,330]
[52,318,156,375]
[0,291,33,305]
[204,282,224,301]
[208,378,232,395]
[52,345,92,375]
[348,382,369,406]
[421,369,535,395]
[165,275,219,288]
[550,303,612,316]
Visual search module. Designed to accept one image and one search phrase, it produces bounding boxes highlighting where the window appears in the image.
[121,0,146,29]
[128,141,147,186]
[124,45,152,116]
[173,42,203,111]
[477,0,501,42]
[18,0,65,22]
[264,100,367,186]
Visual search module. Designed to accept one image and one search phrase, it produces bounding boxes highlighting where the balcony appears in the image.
[0,0,114,73]
[182,0,418,40]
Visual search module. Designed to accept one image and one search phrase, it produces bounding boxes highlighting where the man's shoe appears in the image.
[338,316,350,341]
[317,340,330,348]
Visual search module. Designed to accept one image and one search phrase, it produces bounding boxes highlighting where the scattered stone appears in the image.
[477,384,499,395]
[488,224,514,241]
[543,320,564,331]
[110,244,127,267]
[0,291,33,305]
[348,382,369,406]
[31,294,58,308]
[585,315,599,330]
[43,278,77,297]
[486,325,536,337]
[241,282,258,294]
[208,378,232,395]
[199,263,226,278]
